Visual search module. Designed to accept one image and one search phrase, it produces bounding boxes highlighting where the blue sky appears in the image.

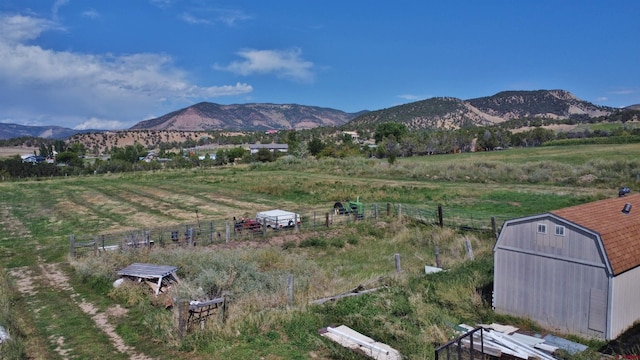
[0,0,638,130]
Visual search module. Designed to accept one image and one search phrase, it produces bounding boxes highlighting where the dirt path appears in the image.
[9,262,155,360]
[3,198,154,359]
[44,263,155,359]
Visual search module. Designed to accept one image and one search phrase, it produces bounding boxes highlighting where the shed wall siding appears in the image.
[494,250,608,338]
[498,218,605,264]
[610,267,640,339]
[494,217,609,338]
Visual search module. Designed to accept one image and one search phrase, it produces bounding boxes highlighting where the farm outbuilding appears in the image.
[493,193,640,340]
[249,143,288,154]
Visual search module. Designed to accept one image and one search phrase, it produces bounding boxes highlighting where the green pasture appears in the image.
[1,143,639,359]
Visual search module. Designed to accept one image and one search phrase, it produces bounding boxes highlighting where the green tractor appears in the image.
[333,197,364,219]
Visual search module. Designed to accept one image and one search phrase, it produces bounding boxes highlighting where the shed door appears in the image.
[588,288,606,333]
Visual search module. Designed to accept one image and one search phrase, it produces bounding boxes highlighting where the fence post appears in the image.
[210,221,214,244]
[70,234,75,258]
[398,204,402,219]
[294,214,299,232]
[465,239,474,260]
[375,204,379,220]
[101,235,105,252]
[93,236,98,256]
[325,213,330,227]
[176,299,189,340]
[491,217,498,240]
[225,221,230,243]
[438,205,444,228]
[386,203,391,217]
[435,246,441,268]
[287,274,294,306]
[221,292,229,323]
[262,218,267,237]
[394,253,402,273]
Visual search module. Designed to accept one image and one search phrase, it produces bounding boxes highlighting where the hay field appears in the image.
[2,144,639,358]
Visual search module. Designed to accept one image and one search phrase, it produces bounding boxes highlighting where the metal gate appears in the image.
[435,327,490,360]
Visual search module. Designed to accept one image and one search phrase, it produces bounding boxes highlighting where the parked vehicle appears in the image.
[234,218,262,233]
[333,197,364,219]
[256,209,301,229]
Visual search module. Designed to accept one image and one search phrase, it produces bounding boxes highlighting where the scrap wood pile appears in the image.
[319,325,401,360]
[455,323,588,359]
[116,263,179,294]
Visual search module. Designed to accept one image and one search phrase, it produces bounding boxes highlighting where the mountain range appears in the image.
[0,90,635,140]
[129,102,366,132]
[347,90,615,130]
[0,123,94,140]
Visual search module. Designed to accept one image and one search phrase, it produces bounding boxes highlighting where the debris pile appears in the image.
[456,323,588,359]
[320,325,402,360]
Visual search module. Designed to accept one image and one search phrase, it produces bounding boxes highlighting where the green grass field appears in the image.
[2,143,639,359]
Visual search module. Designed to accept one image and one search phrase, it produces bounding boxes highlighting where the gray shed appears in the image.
[493,194,640,340]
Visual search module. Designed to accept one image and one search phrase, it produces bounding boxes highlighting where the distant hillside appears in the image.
[130,102,365,131]
[0,90,627,142]
[0,123,91,140]
[346,97,499,130]
[467,90,613,119]
[348,90,616,130]
[626,104,640,111]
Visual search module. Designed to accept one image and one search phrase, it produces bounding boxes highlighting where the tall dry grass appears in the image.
[256,150,640,190]
[68,220,511,357]
[0,269,26,359]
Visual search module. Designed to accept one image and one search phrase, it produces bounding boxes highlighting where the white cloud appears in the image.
[178,7,251,27]
[595,97,608,102]
[610,89,636,95]
[185,83,253,97]
[180,12,211,25]
[215,48,315,83]
[74,117,127,130]
[214,9,251,26]
[149,0,173,9]
[0,14,252,129]
[398,94,429,101]
[82,10,100,19]
[0,14,58,43]
[52,0,70,20]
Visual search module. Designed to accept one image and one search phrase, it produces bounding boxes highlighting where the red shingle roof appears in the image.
[551,193,640,275]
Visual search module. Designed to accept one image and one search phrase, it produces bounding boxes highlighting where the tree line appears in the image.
[1,110,640,180]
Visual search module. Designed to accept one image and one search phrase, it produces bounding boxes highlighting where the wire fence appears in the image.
[69,203,510,258]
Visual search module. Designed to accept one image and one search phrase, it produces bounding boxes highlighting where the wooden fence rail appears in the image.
[177,296,227,338]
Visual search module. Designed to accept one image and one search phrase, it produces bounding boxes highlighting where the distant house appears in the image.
[198,154,216,161]
[141,152,158,162]
[342,131,360,141]
[249,143,288,154]
[21,154,45,164]
[493,193,640,340]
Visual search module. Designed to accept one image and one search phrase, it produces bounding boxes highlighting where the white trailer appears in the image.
[256,209,301,229]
